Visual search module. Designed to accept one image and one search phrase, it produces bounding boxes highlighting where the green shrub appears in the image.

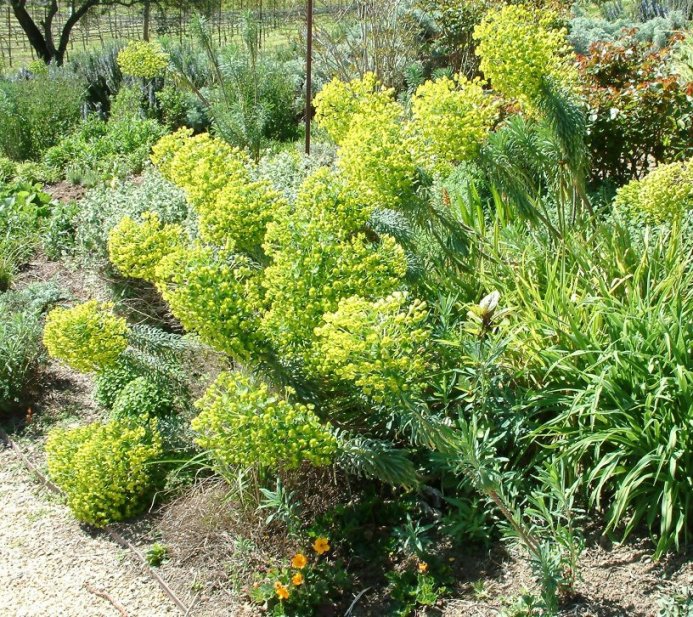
[43,301,129,373]
[0,242,14,291]
[109,84,147,121]
[46,418,163,526]
[0,72,84,161]
[93,344,184,416]
[42,200,80,260]
[0,283,61,415]
[94,357,142,409]
[192,372,338,471]
[0,181,59,282]
[0,156,15,182]
[12,161,59,185]
[111,376,173,421]
[0,282,63,314]
[43,115,166,185]
[155,84,204,130]
[155,246,264,360]
[75,168,188,261]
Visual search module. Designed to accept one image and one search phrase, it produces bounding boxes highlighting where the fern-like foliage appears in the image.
[336,432,419,488]
[536,79,587,177]
[383,399,456,454]
[474,78,591,238]
[126,324,206,401]
[129,324,203,362]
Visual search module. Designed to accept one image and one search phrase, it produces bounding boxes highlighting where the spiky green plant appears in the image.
[494,221,693,558]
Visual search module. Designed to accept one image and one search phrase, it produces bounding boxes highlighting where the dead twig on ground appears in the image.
[84,582,129,617]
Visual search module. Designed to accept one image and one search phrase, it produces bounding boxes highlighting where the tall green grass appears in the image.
[480,220,692,557]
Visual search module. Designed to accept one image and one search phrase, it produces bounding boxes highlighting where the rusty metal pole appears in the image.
[143,0,151,41]
[305,0,313,155]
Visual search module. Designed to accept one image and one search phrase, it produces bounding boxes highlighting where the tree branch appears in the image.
[44,1,60,57]
[57,0,101,60]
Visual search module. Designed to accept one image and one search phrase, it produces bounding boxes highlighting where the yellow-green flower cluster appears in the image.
[148,135,408,371]
[411,75,498,174]
[151,131,280,252]
[314,73,419,209]
[150,127,194,177]
[314,292,430,403]
[338,98,417,210]
[261,171,408,360]
[313,72,395,145]
[43,301,129,373]
[108,212,185,280]
[192,373,338,470]
[156,132,251,210]
[294,167,372,234]
[473,4,575,109]
[117,40,169,79]
[205,177,283,252]
[614,158,693,224]
[46,419,162,527]
[317,71,498,205]
[155,246,265,360]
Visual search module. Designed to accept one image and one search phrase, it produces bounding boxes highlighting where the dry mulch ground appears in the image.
[444,538,691,617]
[45,182,87,204]
[0,444,178,617]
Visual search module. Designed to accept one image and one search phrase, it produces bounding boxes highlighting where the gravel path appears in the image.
[0,443,180,617]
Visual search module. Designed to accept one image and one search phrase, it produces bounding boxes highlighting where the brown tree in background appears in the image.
[6,0,211,65]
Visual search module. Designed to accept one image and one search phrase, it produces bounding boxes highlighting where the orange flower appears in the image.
[274,581,290,600]
[291,553,308,569]
[292,572,305,586]
[418,561,429,574]
[313,537,330,555]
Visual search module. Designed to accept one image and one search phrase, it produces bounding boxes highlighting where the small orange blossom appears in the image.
[292,572,305,586]
[291,553,308,569]
[418,561,429,574]
[313,537,330,555]
[274,581,290,600]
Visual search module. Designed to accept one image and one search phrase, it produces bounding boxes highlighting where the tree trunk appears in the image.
[9,1,51,62]
[56,0,99,64]
[10,0,102,65]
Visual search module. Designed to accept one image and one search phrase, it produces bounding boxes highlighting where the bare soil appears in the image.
[45,181,87,204]
[0,444,178,617]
